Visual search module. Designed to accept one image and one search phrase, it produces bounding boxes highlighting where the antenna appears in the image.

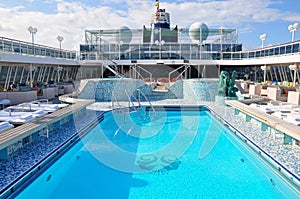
[155,0,160,23]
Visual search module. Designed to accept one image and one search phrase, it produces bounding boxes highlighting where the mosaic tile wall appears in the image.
[0,109,103,192]
[78,81,96,99]
[77,78,220,102]
[183,79,219,102]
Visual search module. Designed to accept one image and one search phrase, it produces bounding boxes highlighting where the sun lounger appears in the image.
[0,110,30,117]
[31,110,49,117]
[283,113,300,126]
[11,103,60,113]
[249,103,274,114]
[0,122,14,133]
[0,108,48,124]
[249,85,261,96]
[267,87,287,102]
[8,114,36,125]
[271,112,288,119]
[56,104,69,108]
[287,91,300,105]
[0,111,36,124]
[0,99,11,109]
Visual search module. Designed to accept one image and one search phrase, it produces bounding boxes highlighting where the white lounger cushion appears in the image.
[0,122,14,133]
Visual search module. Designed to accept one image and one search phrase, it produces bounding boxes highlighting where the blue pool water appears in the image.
[14,108,299,198]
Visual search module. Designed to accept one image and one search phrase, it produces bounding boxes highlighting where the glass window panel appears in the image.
[286,45,291,54]
[292,44,299,53]
[279,46,285,54]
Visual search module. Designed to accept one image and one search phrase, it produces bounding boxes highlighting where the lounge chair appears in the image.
[8,114,36,125]
[249,103,274,114]
[267,87,287,102]
[240,82,249,92]
[0,99,11,109]
[11,102,61,113]
[283,113,300,126]
[271,112,288,119]
[249,85,261,96]
[0,111,36,124]
[0,122,14,133]
[259,84,269,96]
[287,91,300,105]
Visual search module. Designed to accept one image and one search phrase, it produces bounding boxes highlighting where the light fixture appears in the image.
[261,65,269,82]
[27,26,38,55]
[57,36,64,57]
[289,64,299,86]
[27,26,38,43]
[288,22,299,42]
[259,34,267,48]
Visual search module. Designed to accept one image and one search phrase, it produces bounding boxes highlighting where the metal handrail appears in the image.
[124,89,137,109]
[125,89,140,106]
[100,59,124,78]
[111,91,122,110]
[168,64,190,87]
[124,89,145,120]
[129,66,144,80]
[137,89,156,119]
[134,65,153,81]
[176,65,190,80]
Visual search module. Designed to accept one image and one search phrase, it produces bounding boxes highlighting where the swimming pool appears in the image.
[9,107,300,198]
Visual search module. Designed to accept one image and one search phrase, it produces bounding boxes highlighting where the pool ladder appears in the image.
[111,89,156,136]
[136,89,156,120]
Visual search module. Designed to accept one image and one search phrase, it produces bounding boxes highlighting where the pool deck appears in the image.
[226,100,300,141]
[0,100,94,153]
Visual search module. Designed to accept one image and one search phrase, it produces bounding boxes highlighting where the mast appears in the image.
[155,0,160,22]
[151,0,160,44]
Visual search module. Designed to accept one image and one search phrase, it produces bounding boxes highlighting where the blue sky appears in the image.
[0,0,300,50]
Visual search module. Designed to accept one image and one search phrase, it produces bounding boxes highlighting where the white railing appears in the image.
[130,65,153,81]
[168,64,190,87]
[0,36,77,60]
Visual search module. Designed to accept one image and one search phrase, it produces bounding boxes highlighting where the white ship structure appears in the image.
[0,0,298,88]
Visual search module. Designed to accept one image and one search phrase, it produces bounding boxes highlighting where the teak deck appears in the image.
[226,100,300,141]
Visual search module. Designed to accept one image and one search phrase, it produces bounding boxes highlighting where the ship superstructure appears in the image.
[151,0,170,29]
[0,1,299,87]
[80,0,240,62]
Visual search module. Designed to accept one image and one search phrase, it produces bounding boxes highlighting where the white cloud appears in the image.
[0,0,299,51]
[166,0,286,27]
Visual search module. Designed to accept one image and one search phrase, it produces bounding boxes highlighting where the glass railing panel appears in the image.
[274,47,279,55]
[221,53,228,59]
[286,45,292,54]
[249,52,254,58]
[279,46,285,55]
[232,53,241,60]
[170,44,180,51]
[12,42,21,53]
[292,44,299,53]
[255,51,261,57]
[268,48,274,56]
[3,40,12,52]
